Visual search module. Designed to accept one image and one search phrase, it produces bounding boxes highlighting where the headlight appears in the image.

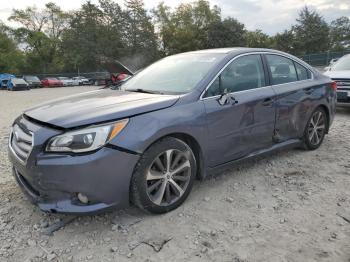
[46,119,128,153]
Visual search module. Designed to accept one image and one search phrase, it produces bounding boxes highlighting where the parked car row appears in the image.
[0,74,91,90]
[39,76,91,87]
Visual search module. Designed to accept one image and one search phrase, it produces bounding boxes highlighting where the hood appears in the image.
[24,89,179,128]
[323,70,350,79]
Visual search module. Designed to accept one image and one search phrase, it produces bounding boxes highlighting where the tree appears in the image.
[9,2,70,73]
[153,0,221,55]
[0,23,25,73]
[244,30,272,48]
[207,18,246,48]
[272,30,296,54]
[330,16,350,51]
[292,6,330,54]
[61,0,129,72]
[152,2,174,55]
[124,0,159,66]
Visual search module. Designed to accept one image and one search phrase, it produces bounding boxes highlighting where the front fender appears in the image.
[110,101,209,157]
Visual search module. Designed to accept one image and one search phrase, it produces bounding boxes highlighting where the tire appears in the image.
[303,107,328,150]
[131,137,196,214]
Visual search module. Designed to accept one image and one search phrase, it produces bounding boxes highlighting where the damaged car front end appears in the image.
[8,116,139,214]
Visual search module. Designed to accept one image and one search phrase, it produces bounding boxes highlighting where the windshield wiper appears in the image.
[127,88,163,94]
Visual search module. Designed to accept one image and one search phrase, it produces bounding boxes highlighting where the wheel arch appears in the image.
[317,104,330,133]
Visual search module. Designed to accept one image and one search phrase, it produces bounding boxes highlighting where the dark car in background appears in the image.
[8,48,336,214]
[324,54,350,106]
[41,78,63,87]
[23,75,42,88]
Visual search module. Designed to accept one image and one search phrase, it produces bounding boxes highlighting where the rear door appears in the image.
[264,54,314,141]
[202,54,276,167]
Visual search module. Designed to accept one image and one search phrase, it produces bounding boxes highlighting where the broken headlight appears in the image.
[46,119,128,153]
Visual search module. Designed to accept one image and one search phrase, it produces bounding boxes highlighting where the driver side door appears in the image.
[202,54,276,167]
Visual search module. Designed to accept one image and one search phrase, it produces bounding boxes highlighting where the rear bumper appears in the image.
[8,119,140,214]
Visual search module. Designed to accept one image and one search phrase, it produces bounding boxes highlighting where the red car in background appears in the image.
[41,78,63,87]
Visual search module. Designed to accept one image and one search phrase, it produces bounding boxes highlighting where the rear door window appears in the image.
[266,55,298,85]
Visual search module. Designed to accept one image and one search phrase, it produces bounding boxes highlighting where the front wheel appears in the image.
[131,137,196,214]
[303,107,328,150]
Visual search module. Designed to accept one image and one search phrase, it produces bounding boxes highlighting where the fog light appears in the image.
[77,193,89,204]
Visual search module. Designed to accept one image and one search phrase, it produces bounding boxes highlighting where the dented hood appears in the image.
[24,89,179,128]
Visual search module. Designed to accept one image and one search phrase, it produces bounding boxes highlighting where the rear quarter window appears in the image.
[294,62,311,81]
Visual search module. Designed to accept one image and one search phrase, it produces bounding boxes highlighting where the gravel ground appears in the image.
[0,86,349,262]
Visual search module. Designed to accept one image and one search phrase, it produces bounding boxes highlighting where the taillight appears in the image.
[330,81,337,91]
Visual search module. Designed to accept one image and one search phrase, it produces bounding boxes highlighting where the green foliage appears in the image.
[153,0,221,55]
[244,30,271,48]
[0,23,25,73]
[0,2,348,74]
[330,16,350,51]
[9,2,70,73]
[272,30,296,54]
[207,18,246,48]
[124,0,159,65]
[292,6,330,54]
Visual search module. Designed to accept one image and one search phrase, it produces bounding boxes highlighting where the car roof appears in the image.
[183,47,316,73]
[185,47,282,55]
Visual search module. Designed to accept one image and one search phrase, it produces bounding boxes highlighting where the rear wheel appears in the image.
[303,107,327,150]
[131,137,196,214]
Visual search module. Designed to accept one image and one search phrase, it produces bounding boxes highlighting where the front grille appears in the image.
[10,124,33,162]
[333,79,350,87]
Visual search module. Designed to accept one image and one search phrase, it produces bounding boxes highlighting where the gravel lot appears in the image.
[0,86,349,262]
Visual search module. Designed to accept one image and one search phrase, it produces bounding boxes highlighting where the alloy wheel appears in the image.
[307,111,326,146]
[146,149,191,206]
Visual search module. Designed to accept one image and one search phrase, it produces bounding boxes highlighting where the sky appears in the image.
[0,0,349,35]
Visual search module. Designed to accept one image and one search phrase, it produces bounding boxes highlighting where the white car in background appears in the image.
[324,54,350,106]
[57,77,75,86]
[72,76,90,85]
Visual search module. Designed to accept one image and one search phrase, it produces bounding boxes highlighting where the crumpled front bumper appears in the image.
[8,116,140,214]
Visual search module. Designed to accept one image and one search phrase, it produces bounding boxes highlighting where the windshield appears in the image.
[123,53,224,94]
[12,78,27,84]
[58,77,68,80]
[48,78,58,80]
[332,55,350,71]
[24,76,40,81]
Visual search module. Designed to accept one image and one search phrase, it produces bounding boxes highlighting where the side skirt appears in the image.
[206,139,302,177]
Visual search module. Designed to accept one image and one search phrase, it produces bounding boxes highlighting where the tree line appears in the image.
[0,0,349,74]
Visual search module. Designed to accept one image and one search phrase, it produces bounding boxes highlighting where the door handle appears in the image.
[262,98,273,106]
[304,87,314,94]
